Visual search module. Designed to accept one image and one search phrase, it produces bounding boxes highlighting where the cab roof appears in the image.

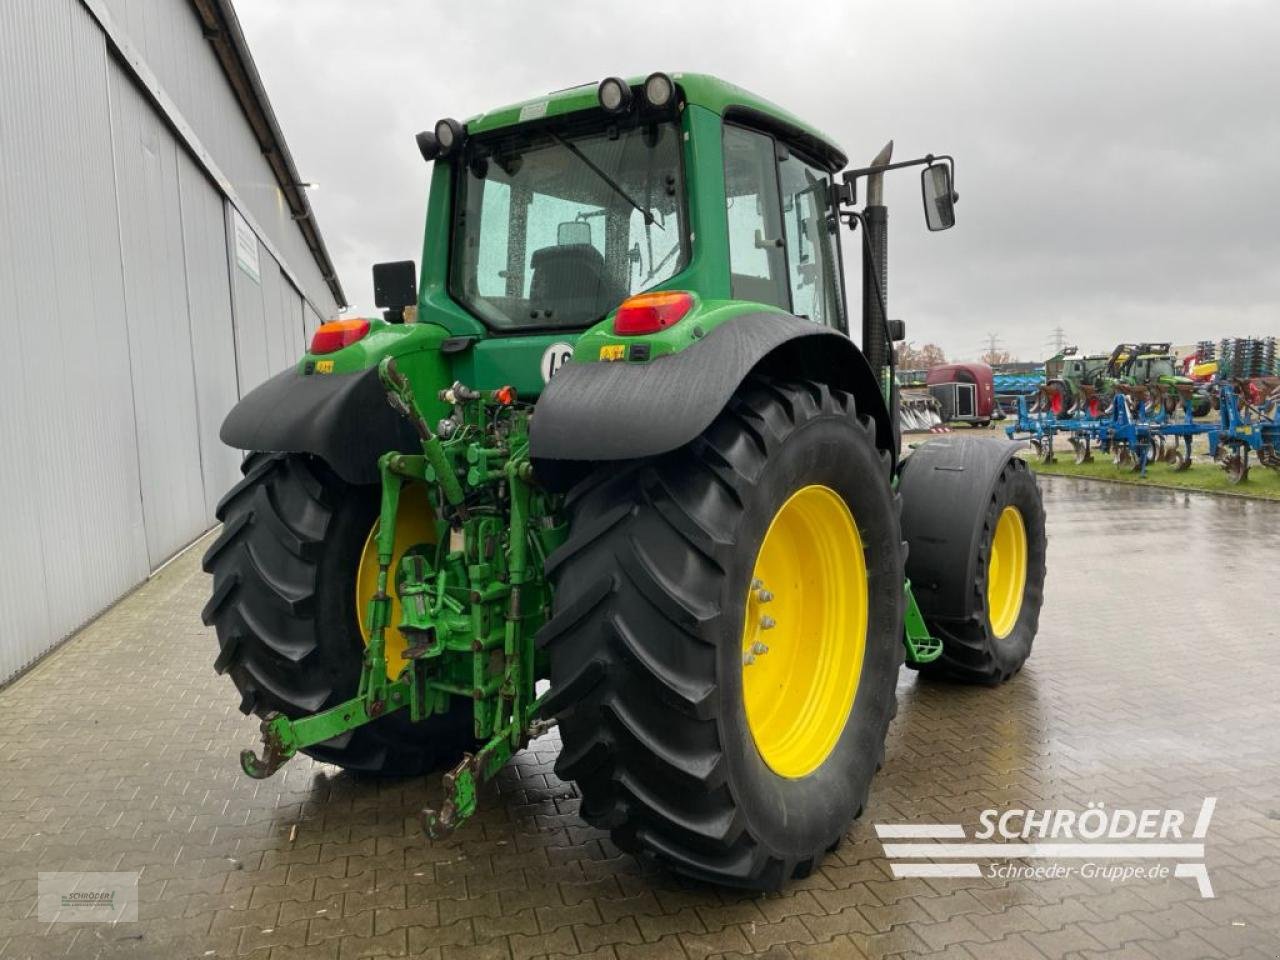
[464,72,848,171]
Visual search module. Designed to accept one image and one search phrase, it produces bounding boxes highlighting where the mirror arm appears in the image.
[840,153,957,206]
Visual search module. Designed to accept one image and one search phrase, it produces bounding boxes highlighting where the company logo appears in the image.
[38,872,139,922]
[875,797,1216,897]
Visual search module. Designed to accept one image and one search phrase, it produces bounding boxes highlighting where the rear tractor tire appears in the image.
[539,378,905,889]
[202,453,475,775]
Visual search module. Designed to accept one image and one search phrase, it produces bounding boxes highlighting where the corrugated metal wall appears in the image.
[100,0,334,310]
[0,0,338,684]
[179,151,243,523]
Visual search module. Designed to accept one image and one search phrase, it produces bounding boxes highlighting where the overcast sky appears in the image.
[237,0,1279,363]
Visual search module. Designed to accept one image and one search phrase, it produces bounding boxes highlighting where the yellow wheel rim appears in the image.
[741,485,867,779]
[987,506,1028,639]
[355,489,437,679]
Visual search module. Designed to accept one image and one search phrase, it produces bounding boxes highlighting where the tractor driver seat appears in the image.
[528,243,625,326]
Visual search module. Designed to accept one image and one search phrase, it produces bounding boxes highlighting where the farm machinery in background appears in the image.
[894,367,946,431]
[1204,336,1280,481]
[1008,375,1280,483]
[992,366,1044,414]
[1032,347,1111,417]
[1191,336,1279,403]
[897,361,1005,430]
[1033,343,1211,420]
[927,362,999,426]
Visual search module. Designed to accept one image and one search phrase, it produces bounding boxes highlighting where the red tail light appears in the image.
[612,291,693,336]
[310,319,370,354]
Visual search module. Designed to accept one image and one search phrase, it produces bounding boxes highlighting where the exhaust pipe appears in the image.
[862,140,893,384]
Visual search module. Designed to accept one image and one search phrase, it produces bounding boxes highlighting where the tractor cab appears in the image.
[1044,346,1078,381]
[1131,354,1178,382]
[352,73,954,401]
[1061,354,1110,386]
[1107,341,1172,379]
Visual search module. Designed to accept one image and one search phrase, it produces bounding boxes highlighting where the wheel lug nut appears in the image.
[760,616,776,630]
[743,653,756,666]
[757,589,774,603]
[751,578,764,591]
[751,642,768,655]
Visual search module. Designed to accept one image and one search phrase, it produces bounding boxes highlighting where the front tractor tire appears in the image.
[202,453,473,775]
[539,378,905,889]
[901,443,1047,684]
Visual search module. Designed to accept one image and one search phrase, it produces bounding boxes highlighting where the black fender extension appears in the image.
[219,366,417,485]
[529,313,893,486]
[898,436,1027,622]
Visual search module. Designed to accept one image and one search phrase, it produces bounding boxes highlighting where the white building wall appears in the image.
[99,0,335,322]
[178,153,244,523]
[0,0,339,683]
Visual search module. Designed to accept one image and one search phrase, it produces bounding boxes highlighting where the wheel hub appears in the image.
[356,489,437,678]
[740,485,867,779]
[987,506,1028,639]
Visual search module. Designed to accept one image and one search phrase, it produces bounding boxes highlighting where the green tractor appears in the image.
[203,73,1047,888]
[1102,342,1210,418]
[1036,346,1110,417]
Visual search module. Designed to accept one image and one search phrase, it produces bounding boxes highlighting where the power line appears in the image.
[979,332,1005,361]
[1044,325,1068,353]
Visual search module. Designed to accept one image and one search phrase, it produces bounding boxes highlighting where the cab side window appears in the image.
[778,153,845,329]
[722,125,788,309]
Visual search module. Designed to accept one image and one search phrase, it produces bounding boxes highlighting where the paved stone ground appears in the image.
[2,475,1278,960]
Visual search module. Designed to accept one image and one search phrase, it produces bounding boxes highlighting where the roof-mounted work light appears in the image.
[433,117,465,157]
[415,130,439,162]
[642,72,674,109]
[597,76,632,114]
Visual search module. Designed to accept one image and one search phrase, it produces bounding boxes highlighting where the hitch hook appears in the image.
[421,754,479,839]
[240,712,294,779]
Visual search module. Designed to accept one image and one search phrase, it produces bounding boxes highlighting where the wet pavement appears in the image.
[1,475,1278,959]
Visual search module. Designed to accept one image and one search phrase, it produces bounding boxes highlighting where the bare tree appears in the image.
[919,343,947,367]
[896,341,948,368]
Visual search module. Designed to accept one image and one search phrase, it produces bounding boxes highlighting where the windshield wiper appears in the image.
[549,131,663,230]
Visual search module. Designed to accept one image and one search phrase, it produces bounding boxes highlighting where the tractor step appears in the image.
[903,582,942,664]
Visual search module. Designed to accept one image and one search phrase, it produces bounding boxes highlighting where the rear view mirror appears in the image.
[921,164,956,231]
[557,221,592,246]
[372,260,417,324]
[372,260,417,308]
